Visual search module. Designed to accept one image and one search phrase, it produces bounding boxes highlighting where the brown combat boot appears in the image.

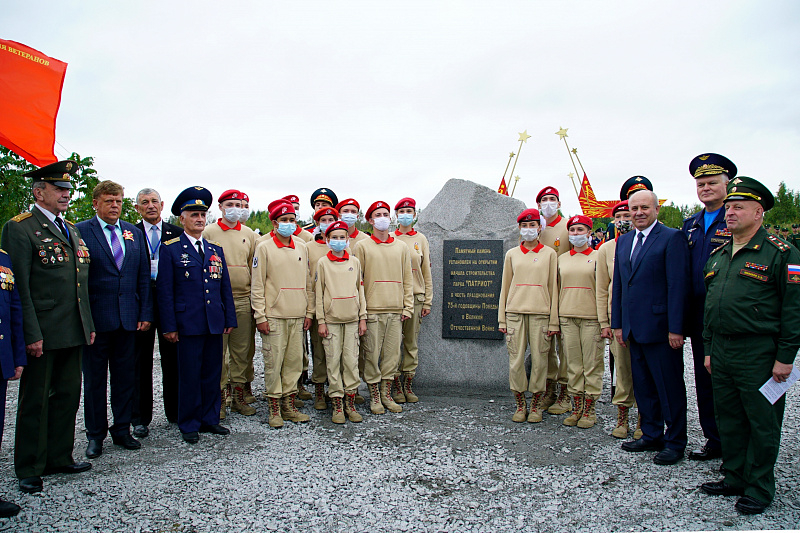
[380,380,403,413]
[297,379,312,400]
[369,382,385,415]
[231,384,257,416]
[612,405,630,439]
[267,397,283,428]
[220,386,229,420]
[344,393,363,422]
[512,392,527,423]
[354,393,366,405]
[281,395,310,423]
[393,376,406,403]
[403,372,419,403]
[563,393,585,427]
[527,392,544,423]
[633,413,643,439]
[547,383,571,415]
[243,382,257,404]
[314,383,328,410]
[577,394,598,428]
[331,397,346,424]
[540,379,557,411]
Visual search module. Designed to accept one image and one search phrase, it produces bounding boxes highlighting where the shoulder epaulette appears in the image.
[164,237,181,246]
[10,212,32,222]
[0,248,7,255]
[767,234,791,252]
[710,242,727,254]
[209,241,221,246]
[65,219,75,226]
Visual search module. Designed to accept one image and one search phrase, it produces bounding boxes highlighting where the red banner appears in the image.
[498,177,509,196]
[0,40,67,166]
[577,173,618,218]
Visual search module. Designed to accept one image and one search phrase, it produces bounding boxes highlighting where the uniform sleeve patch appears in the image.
[788,264,800,283]
[252,256,258,268]
[704,270,717,280]
[739,269,768,282]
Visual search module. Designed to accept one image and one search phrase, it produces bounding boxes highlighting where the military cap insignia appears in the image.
[65,162,73,170]
[731,178,743,185]
[634,177,642,182]
[699,155,710,161]
[194,186,203,190]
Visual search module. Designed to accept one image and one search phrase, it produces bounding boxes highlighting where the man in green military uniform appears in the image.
[792,224,800,250]
[0,161,95,494]
[700,176,800,515]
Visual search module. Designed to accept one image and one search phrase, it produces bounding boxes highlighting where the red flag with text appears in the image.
[0,40,67,166]
[498,177,509,196]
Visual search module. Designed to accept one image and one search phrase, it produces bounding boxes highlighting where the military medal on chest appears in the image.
[180,253,190,266]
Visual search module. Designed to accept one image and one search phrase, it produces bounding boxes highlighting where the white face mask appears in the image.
[568,234,590,248]
[540,201,559,218]
[223,207,240,223]
[520,227,539,241]
[238,208,250,222]
[373,217,391,232]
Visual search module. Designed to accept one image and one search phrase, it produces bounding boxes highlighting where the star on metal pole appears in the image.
[511,175,521,198]
[507,130,531,190]
[556,127,581,198]
[555,127,568,140]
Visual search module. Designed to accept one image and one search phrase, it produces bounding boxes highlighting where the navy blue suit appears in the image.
[0,250,27,447]
[612,222,690,450]
[76,217,152,441]
[157,233,236,434]
[681,209,729,450]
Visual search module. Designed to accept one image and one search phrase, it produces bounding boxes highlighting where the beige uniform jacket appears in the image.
[557,248,599,319]
[314,251,367,324]
[393,230,433,309]
[251,235,312,323]
[203,221,256,298]
[497,243,559,331]
[539,215,570,257]
[353,236,414,317]
[595,238,617,330]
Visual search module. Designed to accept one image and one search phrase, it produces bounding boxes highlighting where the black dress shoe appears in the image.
[182,431,199,444]
[112,434,142,450]
[700,481,745,496]
[735,495,768,515]
[133,425,149,438]
[19,477,42,494]
[199,424,230,435]
[621,438,665,452]
[0,499,21,518]
[654,448,684,465]
[44,461,92,476]
[688,443,722,461]
[86,440,103,459]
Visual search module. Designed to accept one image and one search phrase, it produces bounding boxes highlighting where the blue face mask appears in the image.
[397,214,414,227]
[341,213,358,227]
[328,239,348,252]
[276,222,295,237]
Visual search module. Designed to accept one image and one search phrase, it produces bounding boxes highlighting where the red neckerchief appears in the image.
[218,219,241,231]
[273,235,295,249]
[395,229,417,236]
[327,251,349,262]
[293,225,302,236]
[371,235,394,244]
[520,242,544,254]
[547,215,562,228]
[570,248,593,256]
[349,227,360,238]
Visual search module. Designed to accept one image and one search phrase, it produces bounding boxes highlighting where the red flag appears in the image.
[577,172,618,217]
[0,40,67,166]
[498,177,509,196]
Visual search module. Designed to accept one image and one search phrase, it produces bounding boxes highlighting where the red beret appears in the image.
[567,215,592,229]
[325,220,349,236]
[536,186,560,203]
[336,198,360,211]
[366,201,390,219]
[218,189,243,202]
[517,208,540,223]
[268,200,295,220]
[282,194,300,204]
[239,192,249,203]
[612,200,630,216]
[395,197,416,210]
[313,206,340,222]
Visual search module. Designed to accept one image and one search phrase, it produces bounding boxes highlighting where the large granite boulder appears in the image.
[414,178,527,390]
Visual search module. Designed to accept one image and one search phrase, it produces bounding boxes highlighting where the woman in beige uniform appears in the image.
[391,197,432,403]
[498,208,559,423]
[557,215,603,428]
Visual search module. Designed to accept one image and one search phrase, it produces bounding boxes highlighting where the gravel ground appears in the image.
[0,340,798,532]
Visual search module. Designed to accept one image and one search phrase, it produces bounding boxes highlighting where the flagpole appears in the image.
[555,127,582,199]
[567,172,580,199]
[510,175,521,198]
[500,151,515,184]
[571,147,587,176]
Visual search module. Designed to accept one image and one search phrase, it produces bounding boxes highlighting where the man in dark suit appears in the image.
[76,180,152,459]
[0,161,95,494]
[132,187,182,436]
[0,248,26,517]
[612,189,690,465]
[157,187,237,443]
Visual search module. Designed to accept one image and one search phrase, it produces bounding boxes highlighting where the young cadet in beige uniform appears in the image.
[557,215,603,428]
[251,201,312,428]
[315,221,367,423]
[391,197,432,403]
[203,189,257,419]
[282,195,313,243]
[498,208,559,423]
[307,207,339,410]
[536,186,572,415]
[336,198,369,248]
[353,201,414,415]
[596,200,641,439]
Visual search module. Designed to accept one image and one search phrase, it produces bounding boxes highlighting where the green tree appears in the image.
[764,181,799,227]
[246,210,273,235]
[657,202,684,228]
[64,152,139,223]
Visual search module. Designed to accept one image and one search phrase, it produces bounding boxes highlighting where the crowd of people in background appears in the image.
[0,152,797,519]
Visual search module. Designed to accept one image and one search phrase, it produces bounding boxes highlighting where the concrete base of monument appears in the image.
[414,178,527,390]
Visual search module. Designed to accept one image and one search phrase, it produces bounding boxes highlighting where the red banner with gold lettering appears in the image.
[0,40,67,166]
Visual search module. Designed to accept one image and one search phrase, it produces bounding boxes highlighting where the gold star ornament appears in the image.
[509,152,515,158]
[518,130,531,143]
[555,127,568,140]
[571,148,578,154]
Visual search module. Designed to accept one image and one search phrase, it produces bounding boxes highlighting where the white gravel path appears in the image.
[0,341,798,532]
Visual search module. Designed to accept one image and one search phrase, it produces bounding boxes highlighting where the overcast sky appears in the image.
[5,1,799,219]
